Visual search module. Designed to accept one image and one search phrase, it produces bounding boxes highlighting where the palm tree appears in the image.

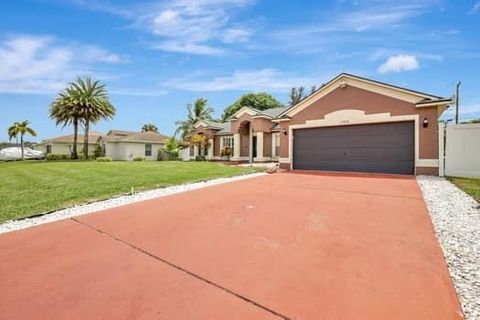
[142,123,159,132]
[68,77,116,159]
[50,77,116,160]
[161,136,180,159]
[7,121,37,160]
[175,98,214,140]
[50,85,82,159]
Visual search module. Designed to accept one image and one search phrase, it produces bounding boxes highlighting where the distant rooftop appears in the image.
[102,130,169,144]
[40,131,104,144]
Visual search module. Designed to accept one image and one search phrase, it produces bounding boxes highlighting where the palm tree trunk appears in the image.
[83,119,90,160]
[20,134,24,160]
[72,118,79,159]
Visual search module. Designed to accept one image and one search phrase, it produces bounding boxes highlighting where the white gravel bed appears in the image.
[0,172,266,235]
[417,175,480,320]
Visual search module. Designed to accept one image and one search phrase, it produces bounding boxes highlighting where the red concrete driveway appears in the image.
[0,173,462,320]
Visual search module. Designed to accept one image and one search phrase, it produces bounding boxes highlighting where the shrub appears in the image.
[158,149,179,161]
[46,154,69,161]
[96,156,112,162]
[93,145,103,158]
[133,157,146,161]
[195,155,206,161]
[220,147,232,158]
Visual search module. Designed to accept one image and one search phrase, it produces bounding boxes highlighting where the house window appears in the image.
[222,137,234,149]
[46,145,52,154]
[274,133,280,157]
[145,144,152,157]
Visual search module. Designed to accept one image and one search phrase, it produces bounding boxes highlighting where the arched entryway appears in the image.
[238,120,255,163]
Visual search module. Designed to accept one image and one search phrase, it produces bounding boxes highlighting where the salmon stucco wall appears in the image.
[230,114,274,133]
[214,137,221,157]
[279,86,440,163]
[263,133,272,157]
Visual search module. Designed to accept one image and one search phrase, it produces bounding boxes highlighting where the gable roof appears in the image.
[194,119,232,135]
[229,106,289,120]
[278,73,451,118]
[102,130,169,143]
[40,131,104,144]
[258,106,289,118]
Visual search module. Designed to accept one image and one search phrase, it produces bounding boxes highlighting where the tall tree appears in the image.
[289,87,305,106]
[69,77,116,158]
[50,89,82,159]
[142,123,159,132]
[288,86,318,106]
[221,92,283,121]
[175,98,214,140]
[50,77,116,159]
[7,121,37,160]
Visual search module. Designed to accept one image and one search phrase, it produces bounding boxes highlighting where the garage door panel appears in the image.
[293,122,414,174]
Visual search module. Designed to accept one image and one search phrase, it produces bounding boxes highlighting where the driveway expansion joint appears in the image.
[70,217,293,320]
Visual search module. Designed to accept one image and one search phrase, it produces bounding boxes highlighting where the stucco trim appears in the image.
[229,106,258,120]
[271,118,291,123]
[230,156,249,161]
[415,100,452,108]
[282,74,440,118]
[288,109,421,170]
[417,159,439,167]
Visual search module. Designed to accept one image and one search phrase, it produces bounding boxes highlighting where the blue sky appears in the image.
[0,0,479,141]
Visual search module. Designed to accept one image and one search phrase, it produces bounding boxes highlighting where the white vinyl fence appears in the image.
[440,123,480,178]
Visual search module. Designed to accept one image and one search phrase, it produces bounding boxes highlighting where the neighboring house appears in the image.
[189,73,452,175]
[36,131,103,156]
[98,130,169,161]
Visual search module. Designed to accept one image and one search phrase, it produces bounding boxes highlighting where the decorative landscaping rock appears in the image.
[417,175,480,320]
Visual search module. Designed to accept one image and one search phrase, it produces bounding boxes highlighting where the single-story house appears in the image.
[98,130,169,161]
[36,131,103,156]
[189,73,452,175]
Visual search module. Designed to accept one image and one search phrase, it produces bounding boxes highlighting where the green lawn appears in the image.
[448,177,480,203]
[0,161,258,222]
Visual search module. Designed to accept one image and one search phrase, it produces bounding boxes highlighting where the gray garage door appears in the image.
[293,121,414,174]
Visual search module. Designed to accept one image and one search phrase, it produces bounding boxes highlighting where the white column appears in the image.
[207,139,214,159]
[193,145,199,158]
[233,133,241,160]
[271,133,277,158]
[248,126,253,163]
[256,131,264,161]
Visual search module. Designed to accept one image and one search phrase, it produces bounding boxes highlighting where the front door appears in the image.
[252,136,257,158]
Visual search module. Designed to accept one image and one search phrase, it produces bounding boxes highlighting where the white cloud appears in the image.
[377,54,420,73]
[83,46,129,64]
[73,0,256,55]
[163,68,320,92]
[222,27,253,43]
[144,0,255,54]
[342,4,428,31]
[0,34,127,94]
[266,0,442,56]
[470,1,480,14]
[152,40,224,55]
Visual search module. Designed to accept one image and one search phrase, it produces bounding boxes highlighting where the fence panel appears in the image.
[444,123,480,178]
